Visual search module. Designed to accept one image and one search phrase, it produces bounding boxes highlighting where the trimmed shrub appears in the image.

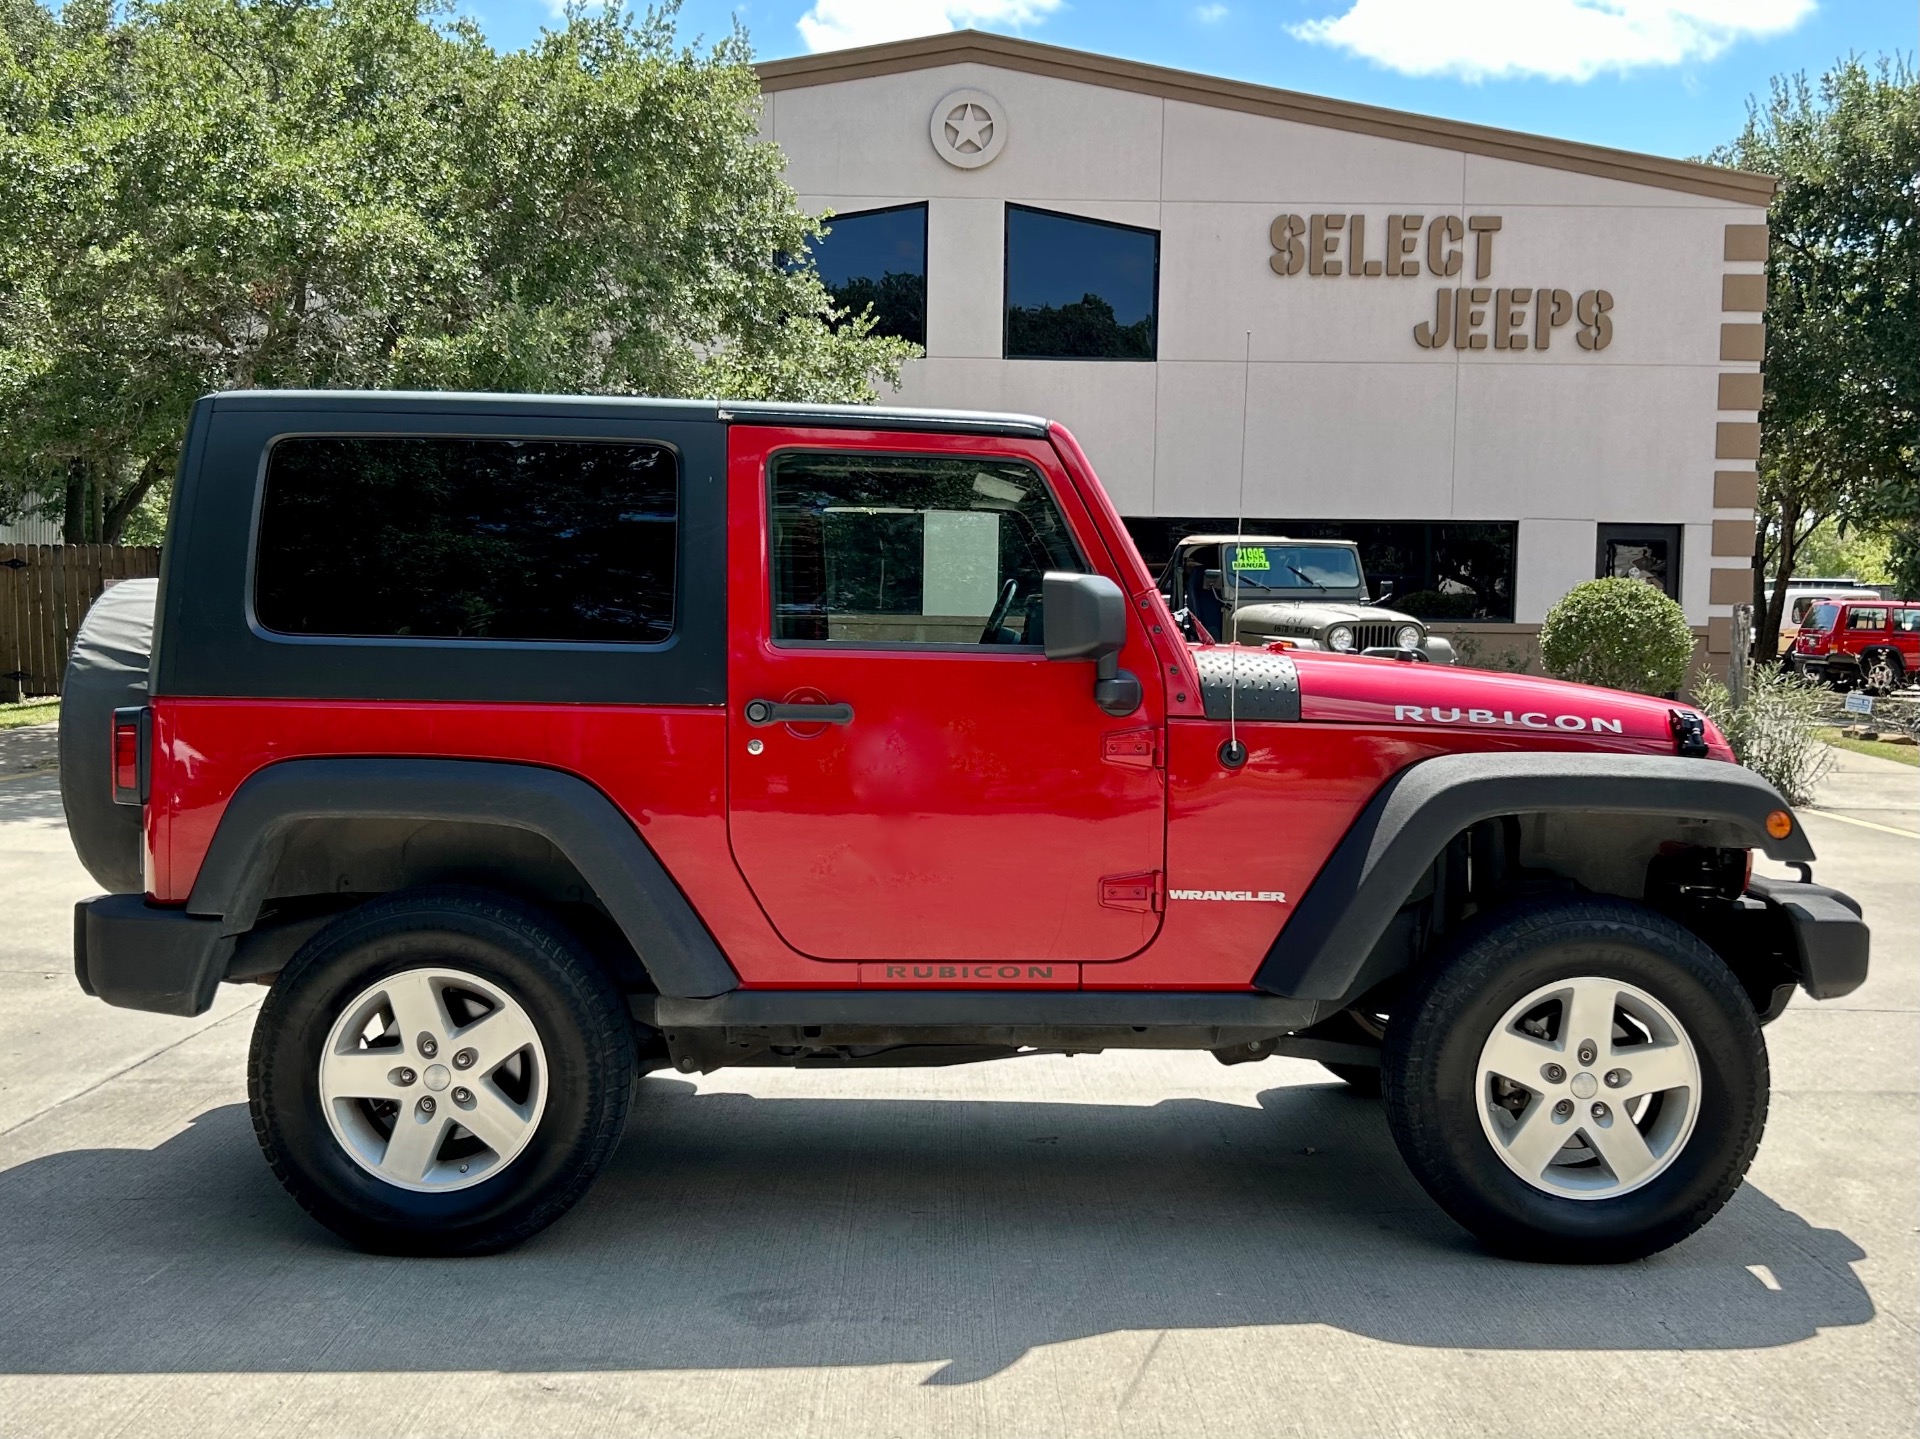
[1693,666,1835,805]
[1540,579,1695,695]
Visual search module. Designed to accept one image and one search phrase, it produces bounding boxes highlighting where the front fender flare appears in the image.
[185,758,738,998]
[1255,751,1814,1003]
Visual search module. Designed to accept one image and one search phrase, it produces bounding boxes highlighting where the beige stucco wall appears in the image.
[763,61,1764,632]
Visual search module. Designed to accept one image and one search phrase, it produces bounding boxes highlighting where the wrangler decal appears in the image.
[1393,705,1625,735]
[1168,889,1288,903]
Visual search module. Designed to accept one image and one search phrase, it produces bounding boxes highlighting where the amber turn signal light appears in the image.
[1765,810,1793,840]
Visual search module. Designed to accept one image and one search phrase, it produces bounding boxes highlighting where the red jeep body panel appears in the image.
[145,419,1717,993]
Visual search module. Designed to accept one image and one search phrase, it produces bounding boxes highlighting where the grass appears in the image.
[1818,727,1920,768]
[0,697,59,730]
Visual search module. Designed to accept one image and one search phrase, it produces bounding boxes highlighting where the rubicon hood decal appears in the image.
[1287,651,1678,744]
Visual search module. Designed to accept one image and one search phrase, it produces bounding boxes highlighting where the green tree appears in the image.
[0,0,915,542]
[1711,59,1920,640]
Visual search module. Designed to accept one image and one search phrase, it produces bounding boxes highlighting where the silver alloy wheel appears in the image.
[318,967,548,1193]
[1475,976,1700,1200]
[1864,654,1899,693]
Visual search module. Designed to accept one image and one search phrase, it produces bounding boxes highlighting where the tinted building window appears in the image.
[1596,523,1682,600]
[1126,517,1518,623]
[770,452,1084,646]
[812,203,927,346]
[256,437,677,642]
[1005,205,1159,360]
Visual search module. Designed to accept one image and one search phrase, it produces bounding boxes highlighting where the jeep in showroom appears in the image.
[63,391,1866,1260]
[1156,533,1456,663]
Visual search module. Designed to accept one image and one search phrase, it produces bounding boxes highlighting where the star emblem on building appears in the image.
[928,89,1006,169]
[944,103,993,154]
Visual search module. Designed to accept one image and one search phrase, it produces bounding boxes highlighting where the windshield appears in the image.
[1219,543,1363,590]
[1804,603,1839,632]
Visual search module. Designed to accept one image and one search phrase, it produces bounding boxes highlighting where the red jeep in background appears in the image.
[1790,598,1920,692]
[61,392,1868,1263]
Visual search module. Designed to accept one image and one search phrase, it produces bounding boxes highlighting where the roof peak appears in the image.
[757,29,1771,205]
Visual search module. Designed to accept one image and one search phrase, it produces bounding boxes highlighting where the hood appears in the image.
[1232,600,1414,627]
[1284,649,1730,756]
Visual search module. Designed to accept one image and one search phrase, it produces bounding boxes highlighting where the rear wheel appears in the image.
[1863,651,1904,695]
[249,886,634,1255]
[1382,897,1766,1262]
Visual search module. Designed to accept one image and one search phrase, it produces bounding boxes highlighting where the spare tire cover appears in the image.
[60,578,157,894]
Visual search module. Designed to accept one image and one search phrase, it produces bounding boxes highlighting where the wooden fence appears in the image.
[0,545,162,702]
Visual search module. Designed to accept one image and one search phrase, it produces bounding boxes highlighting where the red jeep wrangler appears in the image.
[62,392,1868,1261]
[1789,597,1920,693]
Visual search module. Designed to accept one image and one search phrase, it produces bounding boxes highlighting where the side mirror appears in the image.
[1044,571,1125,660]
[1043,571,1141,717]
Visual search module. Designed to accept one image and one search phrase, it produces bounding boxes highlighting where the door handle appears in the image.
[744,699,855,727]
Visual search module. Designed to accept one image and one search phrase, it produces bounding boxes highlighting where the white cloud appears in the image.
[1288,0,1816,82]
[1195,3,1229,20]
[797,0,1062,54]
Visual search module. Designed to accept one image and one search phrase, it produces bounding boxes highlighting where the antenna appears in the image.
[1222,331,1252,770]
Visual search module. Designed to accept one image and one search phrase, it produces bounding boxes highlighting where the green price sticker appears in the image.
[1231,546,1268,572]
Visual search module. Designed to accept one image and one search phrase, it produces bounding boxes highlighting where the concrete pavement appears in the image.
[0,733,1913,1439]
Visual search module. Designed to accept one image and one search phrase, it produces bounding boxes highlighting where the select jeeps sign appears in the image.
[1267,212,1614,352]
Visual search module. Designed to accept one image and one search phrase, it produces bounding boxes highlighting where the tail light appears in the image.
[111,706,150,806]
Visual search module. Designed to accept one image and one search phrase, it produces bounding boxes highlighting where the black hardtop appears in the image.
[204,389,1052,439]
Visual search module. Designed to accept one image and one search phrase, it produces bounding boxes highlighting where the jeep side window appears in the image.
[255,436,678,643]
[769,452,1084,646]
[1896,609,1920,633]
[1846,607,1888,631]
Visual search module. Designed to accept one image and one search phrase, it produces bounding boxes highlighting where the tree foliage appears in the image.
[1540,578,1696,696]
[1711,58,1920,641]
[0,0,915,541]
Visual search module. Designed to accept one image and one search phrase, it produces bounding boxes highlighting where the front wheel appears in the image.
[1381,897,1767,1263]
[249,886,635,1255]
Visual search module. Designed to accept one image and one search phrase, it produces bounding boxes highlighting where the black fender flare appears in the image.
[185,758,738,998]
[1254,751,1815,1003]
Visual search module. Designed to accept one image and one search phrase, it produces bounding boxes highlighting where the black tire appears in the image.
[249,886,634,1255]
[1381,897,1767,1263]
[1862,650,1904,696]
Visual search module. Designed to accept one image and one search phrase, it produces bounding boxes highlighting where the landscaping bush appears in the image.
[1539,579,1695,695]
[1693,666,1835,804]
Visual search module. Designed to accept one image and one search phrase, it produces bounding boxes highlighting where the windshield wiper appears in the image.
[1285,564,1328,590]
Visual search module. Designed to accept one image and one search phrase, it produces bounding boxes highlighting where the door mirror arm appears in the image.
[1093,652,1142,717]
[1043,571,1142,717]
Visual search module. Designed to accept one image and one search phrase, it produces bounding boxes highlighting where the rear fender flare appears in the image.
[185,758,738,998]
[1255,751,1815,1004]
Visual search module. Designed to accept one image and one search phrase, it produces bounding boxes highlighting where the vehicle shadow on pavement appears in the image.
[0,1079,1872,1383]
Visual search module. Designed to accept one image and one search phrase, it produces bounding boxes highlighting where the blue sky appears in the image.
[465,0,1914,162]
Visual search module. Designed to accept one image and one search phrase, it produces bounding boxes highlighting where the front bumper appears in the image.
[1746,876,1870,1000]
[74,894,233,1017]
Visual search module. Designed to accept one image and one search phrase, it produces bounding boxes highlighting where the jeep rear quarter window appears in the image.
[1845,607,1888,631]
[769,452,1084,646]
[255,436,678,643]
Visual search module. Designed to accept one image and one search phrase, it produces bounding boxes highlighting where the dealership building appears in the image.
[757,31,1771,663]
